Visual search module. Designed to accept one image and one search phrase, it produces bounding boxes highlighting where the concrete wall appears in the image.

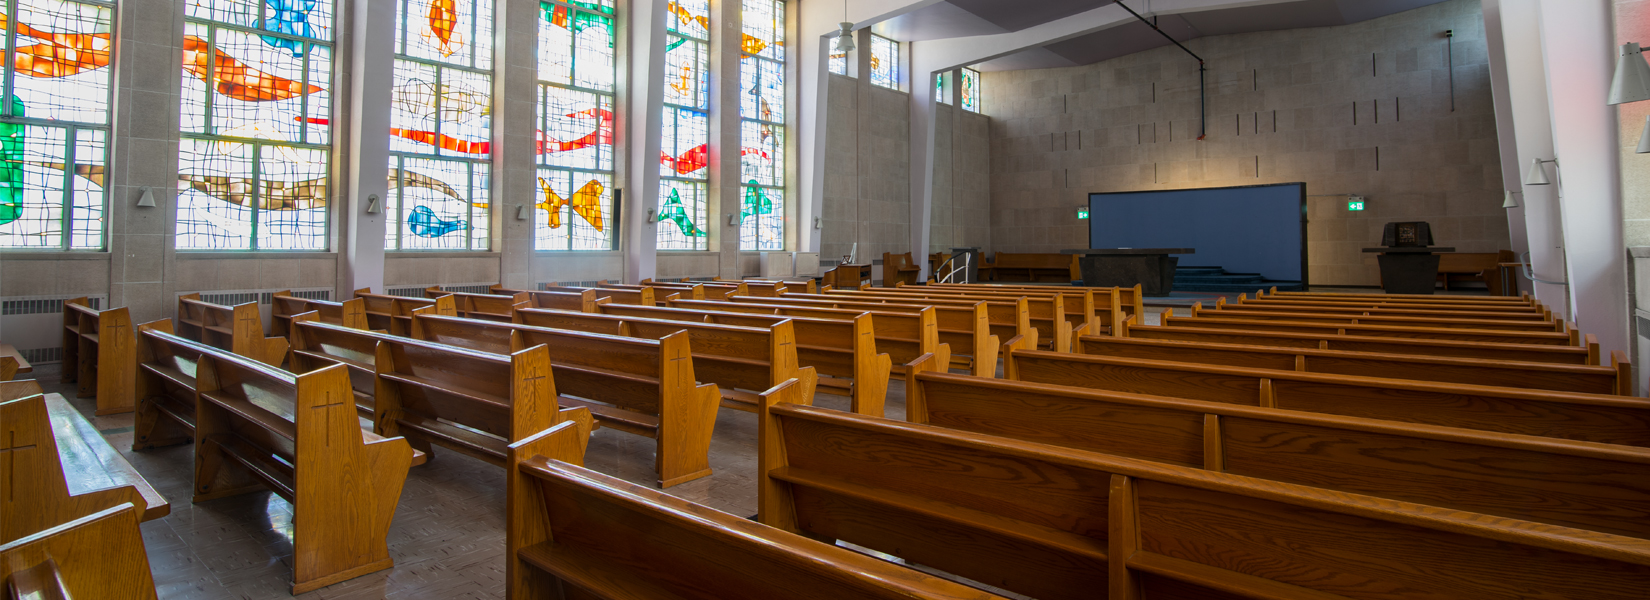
[820,74,914,264]
[928,103,993,257]
[982,0,1508,286]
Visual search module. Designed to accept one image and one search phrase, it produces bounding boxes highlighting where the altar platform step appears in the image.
[1172,266,1305,293]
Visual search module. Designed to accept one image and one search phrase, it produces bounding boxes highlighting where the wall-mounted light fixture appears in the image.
[813,216,822,229]
[1525,158,1558,186]
[1609,42,1650,153]
[647,208,657,223]
[1502,190,1519,208]
[516,205,529,220]
[135,187,156,208]
[366,194,382,214]
[727,214,739,226]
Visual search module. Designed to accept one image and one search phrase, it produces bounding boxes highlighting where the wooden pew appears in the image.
[1437,251,1512,291]
[286,313,386,416]
[605,281,708,300]
[175,293,289,366]
[191,350,416,593]
[1191,302,1565,332]
[893,282,1126,337]
[724,295,994,374]
[882,252,922,286]
[1218,294,1553,321]
[513,307,818,414]
[758,396,1650,600]
[1005,348,1650,446]
[1122,316,1600,364]
[410,312,721,487]
[508,378,1007,600]
[905,360,1650,539]
[669,298,945,379]
[1161,310,1579,345]
[0,343,30,381]
[270,292,367,337]
[1262,287,1537,305]
[492,285,599,312]
[1077,334,1629,394]
[353,288,457,335]
[715,277,793,296]
[589,301,892,416]
[1,381,168,544]
[542,283,656,306]
[642,278,751,300]
[836,285,1095,345]
[926,282,1147,323]
[979,252,1079,282]
[425,287,529,321]
[60,298,136,415]
[0,504,157,600]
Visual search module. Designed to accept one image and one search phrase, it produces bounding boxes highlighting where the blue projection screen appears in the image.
[1089,183,1307,283]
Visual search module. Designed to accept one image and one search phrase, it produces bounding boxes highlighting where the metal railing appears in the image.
[934,252,971,284]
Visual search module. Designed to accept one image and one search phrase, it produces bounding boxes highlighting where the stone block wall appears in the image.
[983,0,1508,286]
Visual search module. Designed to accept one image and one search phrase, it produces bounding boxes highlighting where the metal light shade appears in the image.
[1610,43,1650,105]
[1525,159,1552,186]
[1502,191,1518,208]
[1637,115,1650,154]
[834,23,855,53]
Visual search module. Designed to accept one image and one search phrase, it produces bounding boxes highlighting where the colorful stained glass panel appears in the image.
[395,0,493,70]
[962,67,980,113]
[536,0,615,250]
[535,168,612,250]
[870,34,898,90]
[828,51,847,76]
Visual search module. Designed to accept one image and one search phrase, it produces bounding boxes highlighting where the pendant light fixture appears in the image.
[834,0,855,53]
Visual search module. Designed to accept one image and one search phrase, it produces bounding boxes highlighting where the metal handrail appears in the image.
[1520,251,1574,323]
[935,252,971,284]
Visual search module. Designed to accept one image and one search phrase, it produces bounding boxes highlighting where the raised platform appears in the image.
[1170,266,1305,294]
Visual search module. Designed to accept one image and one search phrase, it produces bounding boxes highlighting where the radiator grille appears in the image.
[432,284,495,295]
[264,289,330,303]
[2,296,101,315]
[21,347,61,363]
[539,281,605,289]
[197,291,261,306]
[386,287,429,297]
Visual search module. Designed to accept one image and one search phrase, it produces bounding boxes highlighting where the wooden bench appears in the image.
[1122,317,1600,364]
[492,285,599,312]
[191,349,418,593]
[1,381,168,544]
[1219,294,1554,321]
[1005,348,1650,446]
[714,278,797,296]
[1437,250,1515,291]
[642,278,751,300]
[758,395,1650,600]
[543,283,656,307]
[589,301,892,416]
[835,285,1095,346]
[425,287,529,321]
[725,295,997,374]
[60,299,136,415]
[893,282,1126,337]
[980,252,1079,282]
[1162,310,1580,345]
[0,343,30,381]
[670,298,944,379]
[270,292,368,337]
[506,382,1004,600]
[354,289,457,335]
[604,281,708,300]
[1263,287,1538,305]
[1077,334,1629,394]
[410,313,721,487]
[286,313,387,416]
[0,503,157,600]
[882,252,923,286]
[1192,302,1565,332]
[906,358,1650,539]
[175,293,289,366]
[513,307,818,414]
[927,282,1147,323]
[1242,291,1547,312]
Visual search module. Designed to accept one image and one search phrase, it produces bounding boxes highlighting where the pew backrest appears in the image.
[427,287,530,321]
[176,293,289,366]
[353,289,457,335]
[270,292,367,336]
[60,299,136,415]
[1162,311,1579,346]
[1123,317,1600,364]
[0,503,157,600]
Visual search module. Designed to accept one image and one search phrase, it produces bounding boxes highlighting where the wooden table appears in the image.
[825,263,872,289]
[1063,248,1194,296]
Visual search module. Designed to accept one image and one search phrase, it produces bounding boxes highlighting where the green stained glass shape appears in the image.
[660,188,704,237]
[741,181,771,220]
[0,97,24,225]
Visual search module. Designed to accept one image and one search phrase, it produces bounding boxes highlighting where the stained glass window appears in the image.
[176,0,332,251]
[936,72,948,104]
[870,33,898,90]
[658,0,708,250]
[962,67,981,113]
[385,0,493,251]
[739,0,782,251]
[0,0,114,250]
[828,50,847,76]
[536,0,614,250]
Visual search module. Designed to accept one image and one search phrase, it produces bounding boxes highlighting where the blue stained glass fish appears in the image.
[262,0,317,56]
[408,205,467,238]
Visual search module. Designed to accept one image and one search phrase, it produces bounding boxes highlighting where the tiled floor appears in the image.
[33,364,906,599]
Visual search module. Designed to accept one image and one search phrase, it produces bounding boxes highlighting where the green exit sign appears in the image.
[1077,208,1090,219]
[1347,200,1365,211]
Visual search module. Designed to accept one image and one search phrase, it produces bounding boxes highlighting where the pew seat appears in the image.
[0,343,30,380]
[1,381,169,544]
[0,504,157,600]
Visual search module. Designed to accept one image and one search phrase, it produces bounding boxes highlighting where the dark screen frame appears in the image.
[1087,182,1309,288]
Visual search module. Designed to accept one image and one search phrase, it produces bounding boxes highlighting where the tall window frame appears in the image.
[828,49,847,76]
[0,0,115,251]
[936,72,949,104]
[961,66,981,113]
[738,0,784,251]
[869,33,899,90]
[657,0,710,251]
[535,0,616,251]
[384,0,494,252]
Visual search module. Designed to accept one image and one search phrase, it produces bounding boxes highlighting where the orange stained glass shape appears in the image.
[0,12,112,78]
[537,177,604,231]
[426,0,461,57]
[182,36,324,101]
[665,1,708,31]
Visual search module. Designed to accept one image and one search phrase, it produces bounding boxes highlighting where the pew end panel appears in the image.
[504,413,595,600]
[0,503,157,600]
[655,331,722,488]
[131,320,202,450]
[0,391,170,544]
[1614,351,1635,396]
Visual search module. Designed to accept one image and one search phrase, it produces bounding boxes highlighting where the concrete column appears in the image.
[908,47,935,280]
[496,0,540,288]
[1536,0,1630,354]
[711,0,742,279]
[623,0,667,282]
[1492,0,1567,314]
[799,33,830,254]
[341,0,396,294]
[105,0,186,322]
[1478,0,1531,293]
